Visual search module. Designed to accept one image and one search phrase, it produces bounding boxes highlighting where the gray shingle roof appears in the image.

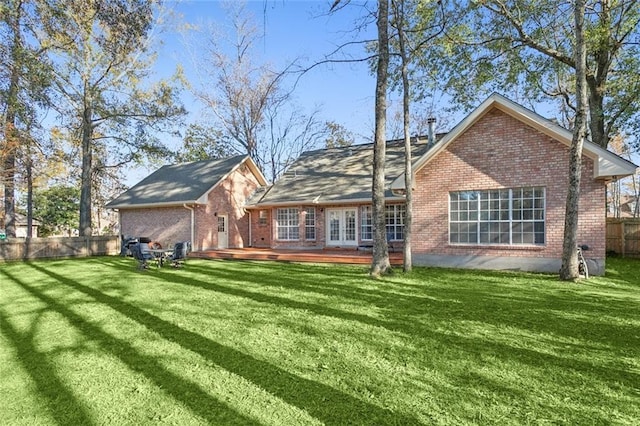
[249,140,432,207]
[106,155,251,209]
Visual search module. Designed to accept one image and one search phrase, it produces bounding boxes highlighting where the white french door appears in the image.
[326,208,357,246]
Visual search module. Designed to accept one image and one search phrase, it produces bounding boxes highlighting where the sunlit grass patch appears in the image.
[1,256,638,424]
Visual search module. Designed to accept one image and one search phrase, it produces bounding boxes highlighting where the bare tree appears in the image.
[192,1,326,182]
[262,103,328,181]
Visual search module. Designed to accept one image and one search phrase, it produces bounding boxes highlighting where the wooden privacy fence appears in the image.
[0,236,119,261]
[606,219,640,257]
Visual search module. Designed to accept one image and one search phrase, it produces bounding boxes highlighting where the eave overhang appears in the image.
[391,93,638,191]
[245,196,407,209]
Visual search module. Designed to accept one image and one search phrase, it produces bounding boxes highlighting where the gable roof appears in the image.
[392,93,638,190]
[248,140,432,208]
[106,155,267,209]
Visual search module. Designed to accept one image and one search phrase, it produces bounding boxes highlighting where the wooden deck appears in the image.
[190,248,404,265]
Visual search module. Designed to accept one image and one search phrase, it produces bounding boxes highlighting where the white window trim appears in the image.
[276,208,300,241]
[449,187,546,246]
[304,207,316,241]
[385,204,405,241]
[360,206,373,241]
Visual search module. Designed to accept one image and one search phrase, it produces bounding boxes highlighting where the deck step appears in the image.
[190,248,403,265]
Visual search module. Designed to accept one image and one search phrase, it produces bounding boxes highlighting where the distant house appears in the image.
[105,155,267,250]
[0,212,40,238]
[608,195,639,218]
[107,94,638,274]
[15,214,41,238]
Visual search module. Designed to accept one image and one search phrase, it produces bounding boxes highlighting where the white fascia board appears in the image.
[107,201,204,210]
[246,196,407,209]
[391,93,638,188]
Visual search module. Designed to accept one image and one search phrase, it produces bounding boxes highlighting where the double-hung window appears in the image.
[304,207,316,240]
[276,208,299,240]
[258,210,268,225]
[449,187,545,245]
[385,204,405,241]
[360,206,373,241]
[360,205,406,241]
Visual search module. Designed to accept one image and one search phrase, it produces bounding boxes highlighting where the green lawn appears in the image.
[0,256,638,425]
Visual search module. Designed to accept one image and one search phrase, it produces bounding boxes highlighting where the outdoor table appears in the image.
[148,248,174,268]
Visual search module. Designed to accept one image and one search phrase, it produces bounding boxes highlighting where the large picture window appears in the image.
[449,187,545,245]
[276,208,299,240]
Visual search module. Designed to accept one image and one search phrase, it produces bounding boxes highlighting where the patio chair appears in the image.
[131,242,154,270]
[120,235,138,257]
[169,241,191,268]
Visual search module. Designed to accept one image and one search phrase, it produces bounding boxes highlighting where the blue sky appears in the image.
[157,0,382,144]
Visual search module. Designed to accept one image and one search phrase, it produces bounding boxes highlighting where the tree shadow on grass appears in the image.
[25,263,421,425]
[160,263,640,393]
[65,258,640,417]
[0,308,95,426]
[0,268,259,426]
[180,262,640,354]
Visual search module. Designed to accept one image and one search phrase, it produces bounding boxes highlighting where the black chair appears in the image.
[120,235,138,257]
[169,241,191,268]
[131,242,154,270]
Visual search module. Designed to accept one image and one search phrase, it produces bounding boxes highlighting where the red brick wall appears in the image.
[120,207,190,248]
[194,163,262,250]
[263,205,327,249]
[249,209,272,247]
[257,203,403,250]
[412,108,606,260]
[120,161,263,251]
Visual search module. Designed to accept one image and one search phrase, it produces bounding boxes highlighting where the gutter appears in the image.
[183,204,195,249]
[107,200,205,210]
[245,196,407,209]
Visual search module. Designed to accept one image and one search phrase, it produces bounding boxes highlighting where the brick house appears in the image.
[246,94,637,275]
[106,155,267,251]
[107,94,637,274]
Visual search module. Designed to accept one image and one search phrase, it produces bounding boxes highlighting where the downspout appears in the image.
[116,209,122,254]
[247,210,252,247]
[183,204,195,249]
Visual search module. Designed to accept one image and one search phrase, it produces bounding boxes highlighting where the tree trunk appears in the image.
[371,0,391,277]
[79,100,93,237]
[587,76,607,148]
[2,3,21,238]
[395,0,412,272]
[559,0,588,281]
[2,122,17,238]
[26,155,33,238]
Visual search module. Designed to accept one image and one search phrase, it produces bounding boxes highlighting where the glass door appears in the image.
[326,208,357,246]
